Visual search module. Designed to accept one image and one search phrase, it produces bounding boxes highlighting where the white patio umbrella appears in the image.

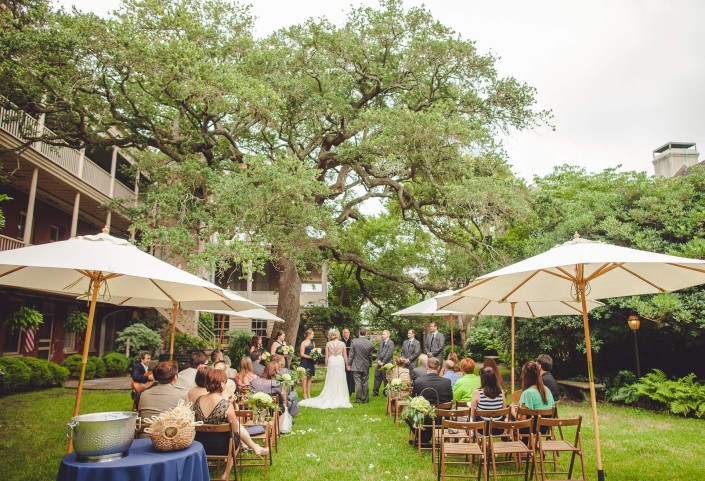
[0,230,257,446]
[393,291,465,353]
[449,233,705,481]
[96,290,262,359]
[435,292,604,395]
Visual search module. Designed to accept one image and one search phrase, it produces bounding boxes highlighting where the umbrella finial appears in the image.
[102,226,109,234]
[574,232,581,239]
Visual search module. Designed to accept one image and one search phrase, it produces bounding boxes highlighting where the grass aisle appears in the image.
[1,376,704,481]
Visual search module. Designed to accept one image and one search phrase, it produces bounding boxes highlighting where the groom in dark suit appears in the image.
[349,327,373,403]
[373,330,394,396]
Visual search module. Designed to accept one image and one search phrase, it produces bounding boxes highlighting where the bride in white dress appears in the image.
[299,329,352,409]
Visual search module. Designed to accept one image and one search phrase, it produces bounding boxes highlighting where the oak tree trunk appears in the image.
[274,256,302,345]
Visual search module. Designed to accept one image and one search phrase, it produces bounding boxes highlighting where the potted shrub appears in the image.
[5,306,43,333]
[65,310,89,332]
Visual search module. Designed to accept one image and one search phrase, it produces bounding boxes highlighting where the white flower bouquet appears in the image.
[402,395,436,428]
[310,347,323,361]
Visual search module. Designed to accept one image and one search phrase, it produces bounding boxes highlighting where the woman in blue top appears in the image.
[516,361,554,418]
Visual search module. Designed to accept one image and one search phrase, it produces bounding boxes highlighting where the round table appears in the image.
[57,439,210,481]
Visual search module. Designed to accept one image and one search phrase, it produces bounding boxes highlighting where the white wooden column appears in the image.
[109,147,118,198]
[70,192,81,237]
[246,260,253,299]
[23,167,38,246]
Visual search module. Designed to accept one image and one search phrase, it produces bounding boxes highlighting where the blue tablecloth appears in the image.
[57,439,209,481]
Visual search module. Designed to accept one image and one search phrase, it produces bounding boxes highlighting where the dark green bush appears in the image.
[17,356,53,388]
[103,352,129,375]
[46,362,69,385]
[0,356,31,393]
[61,354,97,380]
[89,356,106,378]
[609,369,705,418]
[226,329,254,366]
[173,332,208,354]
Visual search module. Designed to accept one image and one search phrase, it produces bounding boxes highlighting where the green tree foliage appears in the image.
[0,0,548,344]
[226,329,254,365]
[115,323,163,354]
[64,310,88,332]
[173,332,208,353]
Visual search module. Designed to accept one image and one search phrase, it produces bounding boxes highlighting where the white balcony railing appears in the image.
[0,234,24,252]
[0,97,135,201]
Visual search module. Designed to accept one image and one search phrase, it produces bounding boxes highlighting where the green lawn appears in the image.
[1,377,703,481]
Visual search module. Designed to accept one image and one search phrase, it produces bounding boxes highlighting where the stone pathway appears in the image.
[64,376,132,390]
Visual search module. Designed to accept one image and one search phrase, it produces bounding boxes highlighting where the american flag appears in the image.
[22,328,35,354]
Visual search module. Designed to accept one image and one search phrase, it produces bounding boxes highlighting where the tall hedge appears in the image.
[103,352,129,375]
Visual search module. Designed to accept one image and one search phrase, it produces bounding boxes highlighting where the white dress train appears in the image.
[299,340,352,409]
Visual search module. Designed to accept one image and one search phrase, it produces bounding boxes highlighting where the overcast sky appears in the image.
[57,0,705,181]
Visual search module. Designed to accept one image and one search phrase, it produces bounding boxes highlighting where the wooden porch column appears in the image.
[70,192,80,238]
[23,167,38,246]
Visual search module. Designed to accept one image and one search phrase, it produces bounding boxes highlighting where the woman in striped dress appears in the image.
[471,366,506,434]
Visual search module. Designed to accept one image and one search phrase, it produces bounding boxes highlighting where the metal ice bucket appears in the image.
[66,411,137,462]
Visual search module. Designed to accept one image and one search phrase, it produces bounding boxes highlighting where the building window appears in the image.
[252,320,268,338]
[301,283,323,292]
[50,225,65,242]
[213,315,231,346]
[64,330,76,352]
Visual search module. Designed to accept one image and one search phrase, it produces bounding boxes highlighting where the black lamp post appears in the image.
[627,314,642,378]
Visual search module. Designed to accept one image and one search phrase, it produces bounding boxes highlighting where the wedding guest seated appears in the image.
[251,362,287,412]
[411,354,429,381]
[407,357,452,446]
[250,352,265,377]
[138,361,188,436]
[223,355,238,380]
[537,354,560,401]
[210,349,224,364]
[213,361,237,401]
[175,350,208,391]
[481,357,505,393]
[471,366,507,434]
[515,361,555,418]
[271,354,299,417]
[193,368,269,466]
[386,357,412,398]
[188,366,212,404]
[440,360,463,388]
[452,358,480,403]
[235,357,258,391]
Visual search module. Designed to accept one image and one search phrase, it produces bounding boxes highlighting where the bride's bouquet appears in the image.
[310,347,323,361]
[402,395,436,428]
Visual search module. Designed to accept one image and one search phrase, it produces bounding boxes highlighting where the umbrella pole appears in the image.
[218,314,225,350]
[169,302,179,360]
[511,302,516,396]
[578,277,605,481]
[448,314,454,353]
[69,276,102,453]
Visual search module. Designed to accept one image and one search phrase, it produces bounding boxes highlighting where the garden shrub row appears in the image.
[61,352,131,379]
[0,356,69,395]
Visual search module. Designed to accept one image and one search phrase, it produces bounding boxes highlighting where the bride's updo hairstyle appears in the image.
[328,329,340,341]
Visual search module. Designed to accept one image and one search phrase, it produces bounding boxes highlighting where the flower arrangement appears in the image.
[275,372,296,389]
[402,395,436,428]
[280,344,295,355]
[261,351,271,364]
[296,366,308,379]
[247,391,279,411]
[380,363,394,372]
[385,377,409,396]
[310,347,323,361]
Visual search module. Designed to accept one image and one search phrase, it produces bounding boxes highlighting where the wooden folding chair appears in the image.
[195,423,239,480]
[487,418,536,481]
[234,410,272,474]
[535,416,586,481]
[439,419,487,481]
[432,408,471,471]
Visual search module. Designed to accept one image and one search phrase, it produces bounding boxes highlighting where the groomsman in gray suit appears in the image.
[373,330,394,396]
[400,329,421,367]
[349,327,373,403]
[424,321,445,359]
